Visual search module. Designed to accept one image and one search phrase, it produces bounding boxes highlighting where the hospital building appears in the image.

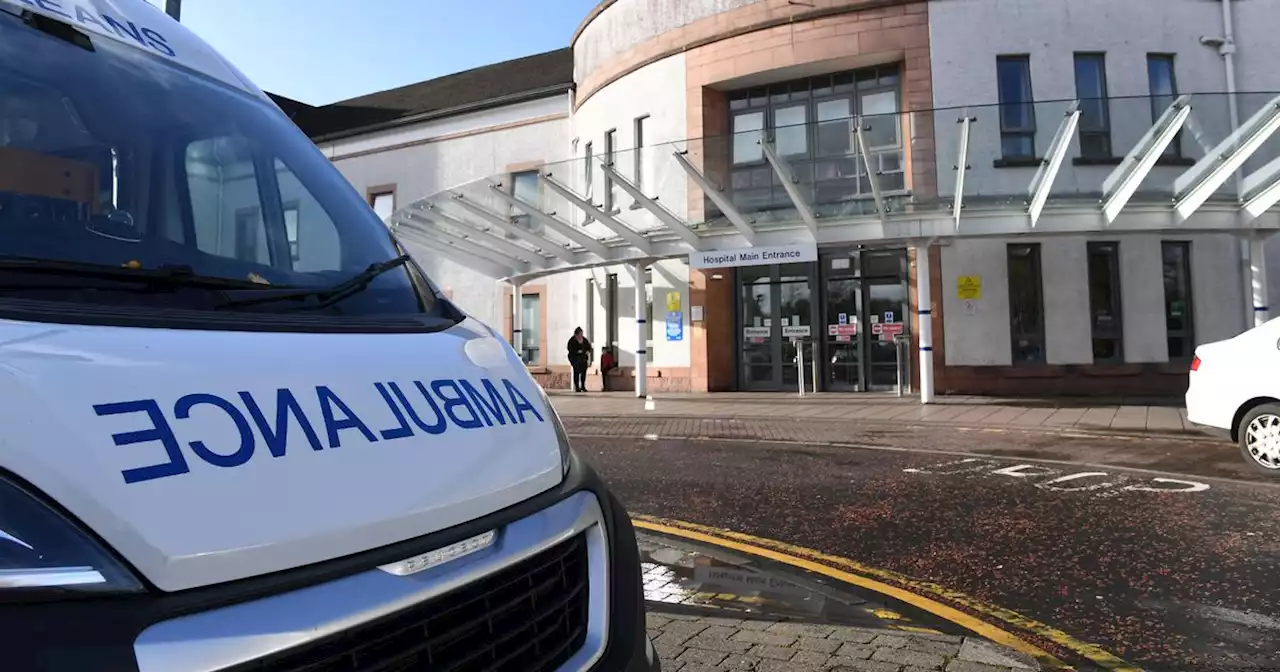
[274,0,1280,399]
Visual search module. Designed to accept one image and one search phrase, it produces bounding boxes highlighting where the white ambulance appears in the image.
[0,1,657,670]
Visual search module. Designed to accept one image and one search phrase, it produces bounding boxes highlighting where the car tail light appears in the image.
[1190,355,1201,372]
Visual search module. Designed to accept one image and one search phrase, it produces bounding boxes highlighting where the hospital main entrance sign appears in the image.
[689,243,818,270]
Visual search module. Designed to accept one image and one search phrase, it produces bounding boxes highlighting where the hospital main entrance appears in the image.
[737,248,910,392]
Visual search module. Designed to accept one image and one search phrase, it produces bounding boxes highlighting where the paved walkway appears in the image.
[647,612,1038,672]
[549,392,1198,436]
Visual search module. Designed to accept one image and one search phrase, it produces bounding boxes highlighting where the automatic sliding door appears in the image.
[738,263,815,390]
[824,277,862,390]
[779,269,813,388]
[740,267,776,389]
[865,279,909,390]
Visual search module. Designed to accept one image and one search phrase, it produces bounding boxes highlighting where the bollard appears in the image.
[796,339,806,397]
[811,340,819,394]
[895,337,904,398]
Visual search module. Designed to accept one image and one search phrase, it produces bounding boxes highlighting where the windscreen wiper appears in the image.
[216,255,413,311]
[0,256,272,290]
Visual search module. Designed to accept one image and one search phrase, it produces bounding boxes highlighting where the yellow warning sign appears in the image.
[666,291,682,312]
[957,276,982,300]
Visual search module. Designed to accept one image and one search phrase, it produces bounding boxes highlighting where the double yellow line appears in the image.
[633,515,1141,671]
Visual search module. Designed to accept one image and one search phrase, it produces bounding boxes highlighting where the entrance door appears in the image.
[823,277,863,391]
[738,263,816,390]
[865,277,910,389]
[819,248,909,391]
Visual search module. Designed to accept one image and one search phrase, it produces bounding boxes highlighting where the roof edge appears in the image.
[310,83,574,144]
[571,0,616,47]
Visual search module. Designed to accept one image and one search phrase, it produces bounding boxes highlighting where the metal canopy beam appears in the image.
[446,193,577,263]
[953,113,974,231]
[597,161,702,251]
[482,181,611,258]
[1242,155,1280,222]
[1175,94,1280,221]
[671,150,758,246]
[854,119,887,224]
[410,207,546,266]
[1027,100,1080,227]
[396,229,516,279]
[538,174,654,254]
[1102,95,1192,224]
[760,140,818,239]
[393,215,530,271]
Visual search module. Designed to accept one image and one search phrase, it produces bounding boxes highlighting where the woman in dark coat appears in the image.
[567,327,592,393]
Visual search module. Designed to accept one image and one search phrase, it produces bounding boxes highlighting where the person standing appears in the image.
[567,327,592,393]
[599,346,616,392]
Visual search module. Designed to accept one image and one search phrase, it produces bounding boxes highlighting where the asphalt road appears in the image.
[576,435,1280,671]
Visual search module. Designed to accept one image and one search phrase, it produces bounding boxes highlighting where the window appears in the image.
[521,292,541,365]
[1162,242,1194,360]
[369,188,395,226]
[510,170,540,231]
[996,56,1036,159]
[815,98,851,156]
[604,129,617,212]
[1087,242,1123,362]
[633,115,648,195]
[284,202,300,262]
[275,162,341,272]
[1147,54,1181,157]
[1074,53,1111,158]
[606,273,618,351]
[725,65,902,209]
[233,207,264,264]
[732,111,764,165]
[644,267,654,363]
[1007,244,1045,363]
[186,136,265,260]
[583,141,593,199]
[774,103,808,157]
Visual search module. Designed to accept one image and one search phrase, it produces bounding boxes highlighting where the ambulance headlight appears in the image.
[536,386,573,478]
[0,475,142,600]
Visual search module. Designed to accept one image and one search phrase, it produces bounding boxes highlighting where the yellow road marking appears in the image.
[634,515,1142,671]
[894,625,947,635]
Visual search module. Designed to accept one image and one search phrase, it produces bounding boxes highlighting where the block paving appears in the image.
[646,612,1037,672]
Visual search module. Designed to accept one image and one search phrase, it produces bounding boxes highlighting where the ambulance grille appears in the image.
[241,533,590,672]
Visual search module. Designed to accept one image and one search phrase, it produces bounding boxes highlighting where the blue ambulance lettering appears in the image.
[94,378,546,484]
[16,0,176,58]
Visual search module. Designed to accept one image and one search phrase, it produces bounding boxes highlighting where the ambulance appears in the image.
[0,1,657,670]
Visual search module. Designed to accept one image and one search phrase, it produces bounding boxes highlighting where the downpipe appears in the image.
[1205,0,1252,328]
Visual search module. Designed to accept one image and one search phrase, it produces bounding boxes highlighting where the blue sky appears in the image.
[145,0,597,106]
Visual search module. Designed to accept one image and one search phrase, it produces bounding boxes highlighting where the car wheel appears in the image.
[1238,404,1280,476]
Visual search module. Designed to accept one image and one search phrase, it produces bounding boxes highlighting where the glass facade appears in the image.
[727,65,904,213]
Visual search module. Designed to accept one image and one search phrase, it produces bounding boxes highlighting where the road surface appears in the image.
[578,434,1280,670]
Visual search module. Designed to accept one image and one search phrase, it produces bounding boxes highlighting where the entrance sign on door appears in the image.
[743,327,770,338]
[689,243,819,269]
[783,325,811,338]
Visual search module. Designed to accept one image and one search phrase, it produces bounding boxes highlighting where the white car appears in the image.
[0,2,657,670]
[1186,317,1280,476]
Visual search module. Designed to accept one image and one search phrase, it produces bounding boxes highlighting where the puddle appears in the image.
[639,533,894,626]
